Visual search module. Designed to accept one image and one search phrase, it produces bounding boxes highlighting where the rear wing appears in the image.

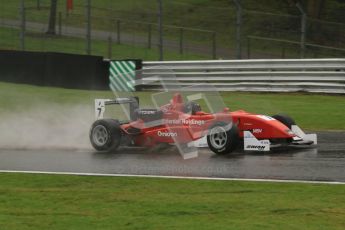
[95,97,138,120]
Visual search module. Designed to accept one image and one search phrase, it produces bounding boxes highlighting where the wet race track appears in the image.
[0,132,344,182]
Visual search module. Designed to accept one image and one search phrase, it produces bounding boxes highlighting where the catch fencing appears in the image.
[140,59,345,94]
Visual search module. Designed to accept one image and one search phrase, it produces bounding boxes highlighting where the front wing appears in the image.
[243,125,317,151]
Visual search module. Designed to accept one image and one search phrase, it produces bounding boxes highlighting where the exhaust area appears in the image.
[0,104,94,150]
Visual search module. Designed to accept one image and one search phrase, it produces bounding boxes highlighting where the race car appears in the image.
[89,93,317,155]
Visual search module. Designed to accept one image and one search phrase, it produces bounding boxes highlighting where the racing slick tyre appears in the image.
[272,114,296,129]
[90,119,122,152]
[207,122,239,155]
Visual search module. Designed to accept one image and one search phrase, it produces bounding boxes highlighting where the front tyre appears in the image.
[272,114,296,129]
[207,122,239,155]
[90,119,121,152]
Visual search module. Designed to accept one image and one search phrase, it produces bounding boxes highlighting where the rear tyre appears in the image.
[207,122,239,155]
[272,114,296,129]
[90,119,121,152]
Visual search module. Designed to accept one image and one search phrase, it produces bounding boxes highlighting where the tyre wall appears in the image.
[0,50,109,90]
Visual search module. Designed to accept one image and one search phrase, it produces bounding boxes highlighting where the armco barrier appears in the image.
[140,59,345,94]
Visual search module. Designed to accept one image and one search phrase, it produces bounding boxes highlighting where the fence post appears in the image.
[301,14,307,58]
[157,0,164,61]
[108,36,112,59]
[148,24,151,49]
[212,32,216,59]
[19,0,25,51]
[85,0,91,55]
[296,2,306,58]
[58,12,62,36]
[116,20,121,44]
[37,0,40,10]
[247,37,251,59]
[281,43,286,58]
[233,0,242,59]
[179,28,184,54]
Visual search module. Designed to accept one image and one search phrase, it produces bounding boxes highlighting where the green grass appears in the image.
[0,82,344,130]
[1,0,344,59]
[219,92,345,131]
[0,173,344,230]
[0,82,344,229]
[0,27,208,60]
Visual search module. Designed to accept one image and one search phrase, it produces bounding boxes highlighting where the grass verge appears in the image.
[0,173,344,230]
[1,0,345,59]
[0,82,344,130]
[0,27,208,60]
[0,83,344,229]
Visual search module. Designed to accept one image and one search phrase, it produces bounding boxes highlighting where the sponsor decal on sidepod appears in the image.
[157,131,178,137]
[163,119,205,126]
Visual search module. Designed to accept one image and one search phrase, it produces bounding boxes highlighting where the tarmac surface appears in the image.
[0,131,344,182]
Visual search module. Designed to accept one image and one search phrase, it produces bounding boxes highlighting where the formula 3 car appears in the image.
[89,93,317,155]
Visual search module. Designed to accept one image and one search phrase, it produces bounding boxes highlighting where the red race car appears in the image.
[89,93,317,155]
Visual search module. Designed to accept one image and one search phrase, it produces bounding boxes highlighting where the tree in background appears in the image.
[46,0,58,35]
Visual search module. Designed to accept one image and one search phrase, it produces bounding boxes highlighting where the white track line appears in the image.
[0,170,344,185]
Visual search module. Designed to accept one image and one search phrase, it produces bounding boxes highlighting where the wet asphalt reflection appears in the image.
[0,131,344,182]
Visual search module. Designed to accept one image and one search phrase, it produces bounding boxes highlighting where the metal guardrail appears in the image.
[141,59,345,93]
